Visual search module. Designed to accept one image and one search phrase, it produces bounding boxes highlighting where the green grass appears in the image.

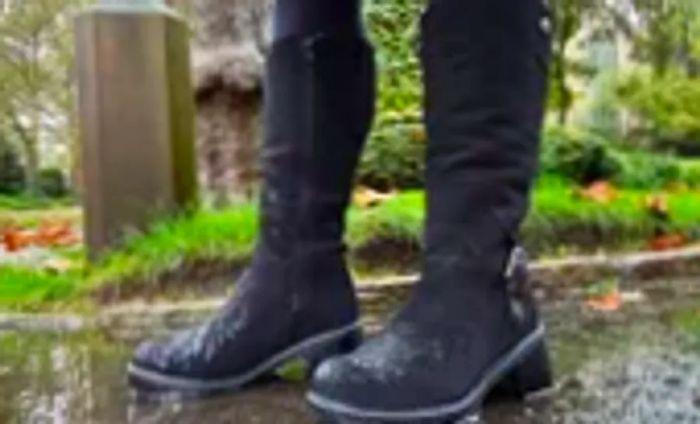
[0,207,81,228]
[0,194,79,228]
[0,267,81,310]
[0,195,73,211]
[680,159,700,186]
[527,181,700,251]
[85,204,259,290]
[3,182,700,310]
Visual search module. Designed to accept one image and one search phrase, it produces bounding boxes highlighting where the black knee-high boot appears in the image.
[309,0,552,421]
[128,33,376,395]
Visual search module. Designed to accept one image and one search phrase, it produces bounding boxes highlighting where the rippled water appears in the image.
[2,278,700,423]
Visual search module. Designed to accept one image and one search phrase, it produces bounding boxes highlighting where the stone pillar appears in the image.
[75,0,198,258]
[188,0,272,204]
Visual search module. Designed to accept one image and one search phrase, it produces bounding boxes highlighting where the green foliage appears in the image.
[548,0,603,124]
[0,141,25,195]
[613,150,681,189]
[364,0,423,117]
[0,0,86,194]
[38,168,68,198]
[87,205,259,288]
[626,0,700,76]
[0,267,79,309]
[6,183,700,309]
[617,69,700,144]
[540,125,693,188]
[358,118,426,190]
[347,190,424,249]
[679,160,700,186]
[0,196,62,211]
[540,126,622,185]
[6,182,700,309]
[361,0,424,190]
[524,183,700,253]
[88,185,700,291]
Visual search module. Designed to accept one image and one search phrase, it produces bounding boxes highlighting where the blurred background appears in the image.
[2,0,700,300]
[1,1,700,423]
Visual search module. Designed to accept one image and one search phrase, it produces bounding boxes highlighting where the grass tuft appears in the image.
[3,181,700,310]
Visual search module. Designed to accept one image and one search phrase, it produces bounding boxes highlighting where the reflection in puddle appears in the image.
[2,278,700,423]
[129,383,311,424]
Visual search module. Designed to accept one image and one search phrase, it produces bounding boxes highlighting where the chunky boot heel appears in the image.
[493,340,553,400]
[301,327,363,373]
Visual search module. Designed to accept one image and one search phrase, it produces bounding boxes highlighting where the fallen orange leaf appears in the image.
[353,187,396,209]
[644,194,670,217]
[0,220,80,252]
[36,221,78,247]
[648,233,687,251]
[2,229,35,252]
[586,291,622,312]
[579,181,618,204]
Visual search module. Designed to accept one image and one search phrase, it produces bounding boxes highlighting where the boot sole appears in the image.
[307,324,549,424]
[128,322,361,396]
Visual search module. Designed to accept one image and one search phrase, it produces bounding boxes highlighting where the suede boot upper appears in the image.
[130,34,375,388]
[310,0,552,420]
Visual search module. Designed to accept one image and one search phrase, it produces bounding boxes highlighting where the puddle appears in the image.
[2,278,700,423]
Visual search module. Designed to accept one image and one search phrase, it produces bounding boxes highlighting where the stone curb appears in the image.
[2,246,700,335]
[358,246,700,291]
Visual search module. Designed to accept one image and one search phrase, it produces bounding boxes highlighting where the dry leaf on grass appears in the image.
[2,229,34,252]
[648,233,687,251]
[644,194,671,220]
[1,220,80,252]
[578,181,619,204]
[586,291,623,312]
[353,187,396,209]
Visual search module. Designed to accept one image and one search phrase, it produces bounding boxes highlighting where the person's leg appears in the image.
[309,0,552,421]
[273,0,363,39]
[128,0,375,394]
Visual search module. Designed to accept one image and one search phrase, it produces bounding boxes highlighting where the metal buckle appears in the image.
[504,246,527,280]
[505,246,529,322]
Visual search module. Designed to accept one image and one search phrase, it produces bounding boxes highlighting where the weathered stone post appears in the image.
[186,0,272,204]
[75,0,198,258]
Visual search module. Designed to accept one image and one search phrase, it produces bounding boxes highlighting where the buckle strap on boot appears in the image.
[504,245,532,323]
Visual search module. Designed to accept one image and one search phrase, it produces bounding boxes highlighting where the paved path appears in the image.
[2,277,700,423]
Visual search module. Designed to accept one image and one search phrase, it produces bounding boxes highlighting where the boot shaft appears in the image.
[260,35,376,253]
[421,0,552,258]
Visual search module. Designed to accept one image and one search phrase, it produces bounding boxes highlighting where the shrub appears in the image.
[361,0,425,190]
[617,69,700,150]
[38,168,69,198]
[365,0,423,118]
[0,141,26,195]
[540,126,622,185]
[358,116,426,190]
[679,160,700,187]
[540,126,689,188]
[613,151,681,189]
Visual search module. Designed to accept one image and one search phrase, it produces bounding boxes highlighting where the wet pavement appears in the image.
[3,277,700,423]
